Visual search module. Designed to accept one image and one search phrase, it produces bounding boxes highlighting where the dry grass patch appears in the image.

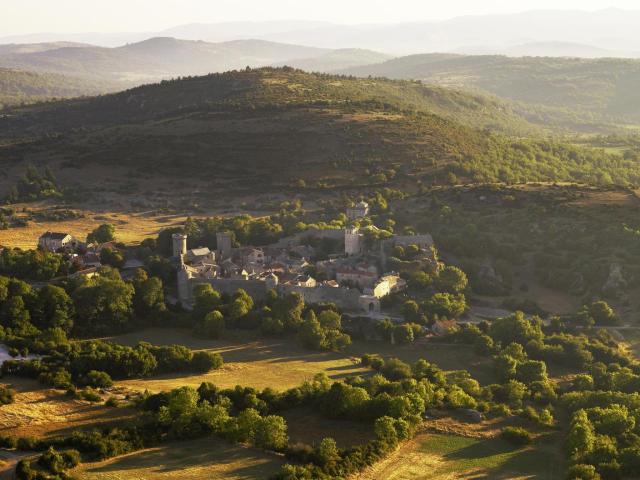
[112,328,368,392]
[0,204,191,249]
[110,328,496,392]
[356,431,564,480]
[72,437,285,480]
[0,378,134,439]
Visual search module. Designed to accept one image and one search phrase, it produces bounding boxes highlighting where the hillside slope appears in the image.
[0,68,637,204]
[341,54,640,122]
[0,68,121,109]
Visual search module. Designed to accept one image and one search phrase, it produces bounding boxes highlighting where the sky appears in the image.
[3,0,640,35]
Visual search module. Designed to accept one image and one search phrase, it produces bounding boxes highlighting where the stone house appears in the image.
[38,232,75,252]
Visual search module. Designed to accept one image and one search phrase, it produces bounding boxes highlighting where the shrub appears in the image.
[500,426,532,446]
[191,351,223,372]
[566,464,601,480]
[0,385,15,405]
[81,370,114,388]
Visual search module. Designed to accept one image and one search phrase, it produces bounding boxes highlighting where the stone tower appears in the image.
[172,233,187,259]
[265,272,279,291]
[345,227,362,256]
[216,231,233,260]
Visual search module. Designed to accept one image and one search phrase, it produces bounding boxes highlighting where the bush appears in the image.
[0,385,15,405]
[191,351,223,372]
[566,464,601,480]
[81,370,114,388]
[500,426,532,446]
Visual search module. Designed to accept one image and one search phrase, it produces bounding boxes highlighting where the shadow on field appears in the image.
[80,439,283,478]
[442,435,563,479]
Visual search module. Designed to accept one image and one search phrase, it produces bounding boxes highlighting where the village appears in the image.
[24,201,439,319]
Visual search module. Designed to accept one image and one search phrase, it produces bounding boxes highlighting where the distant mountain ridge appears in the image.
[5,9,640,56]
[0,37,396,87]
[0,37,331,82]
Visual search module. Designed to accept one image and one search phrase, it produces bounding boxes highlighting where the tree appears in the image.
[567,410,595,462]
[318,310,341,330]
[100,247,124,268]
[196,310,225,339]
[191,351,223,372]
[255,415,288,450]
[424,293,467,318]
[133,276,166,319]
[436,266,468,293]
[374,416,399,447]
[402,300,420,323]
[394,324,415,344]
[316,438,340,467]
[87,224,116,244]
[516,360,548,383]
[72,274,134,334]
[299,312,325,350]
[34,285,74,332]
[192,284,221,322]
[585,301,619,326]
[488,312,544,346]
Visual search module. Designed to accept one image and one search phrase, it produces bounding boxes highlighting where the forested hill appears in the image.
[0,68,121,109]
[341,54,640,123]
[0,67,557,137]
[0,68,638,195]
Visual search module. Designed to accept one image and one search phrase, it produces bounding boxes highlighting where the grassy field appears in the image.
[0,204,191,249]
[109,328,495,392]
[113,328,368,392]
[357,432,564,480]
[0,378,134,439]
[72,437,285,480]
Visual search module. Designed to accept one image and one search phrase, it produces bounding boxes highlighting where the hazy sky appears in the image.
[3,0,640,35]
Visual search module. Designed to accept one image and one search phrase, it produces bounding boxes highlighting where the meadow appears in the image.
[0,205,190,249]
[0,378,134,440]
[72,436,285,480]
[109,328,495,392]
[358,432,564,480]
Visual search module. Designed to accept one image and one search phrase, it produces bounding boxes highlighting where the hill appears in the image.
[0,68,638,206]
[274,48,392,72]
[341,54,640,123]
[0,38,393,89]
[0,68,122,109]
[0,38,340,83]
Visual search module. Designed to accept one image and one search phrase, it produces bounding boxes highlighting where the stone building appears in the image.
[347,201,370,220]
[345,227,362,256]
[38,232,75,252]
[216,232,233,260]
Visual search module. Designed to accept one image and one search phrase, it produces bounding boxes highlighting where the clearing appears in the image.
[112,328,368,392]
[0,378,134,439]
[72,436,285,480]
[357,432,564,480]
[109,328,495,392]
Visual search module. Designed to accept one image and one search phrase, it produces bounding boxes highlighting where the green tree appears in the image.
[34,285,74,332]
[567,409,595,462]
[197,310,225,339]
[436,266,468,293]
[192,284,221,322]
[87,224,116,244]
[255,415,288,450]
